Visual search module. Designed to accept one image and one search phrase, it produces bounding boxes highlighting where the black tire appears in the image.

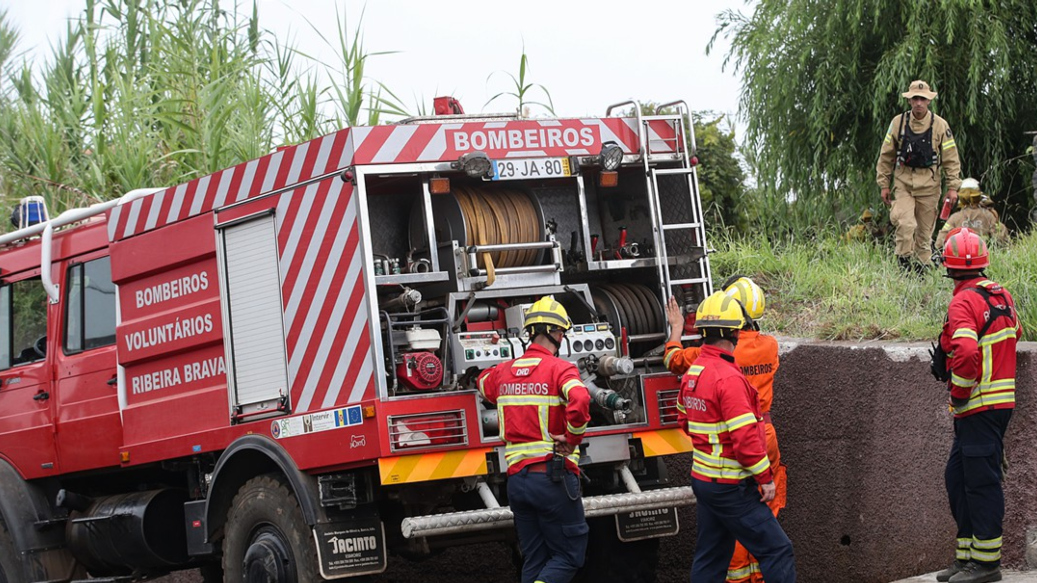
[0,516,24,583]
[222,474,319,583]
[575,516,659,583]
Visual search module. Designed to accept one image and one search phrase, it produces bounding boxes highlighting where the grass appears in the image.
[710,229,1036,342]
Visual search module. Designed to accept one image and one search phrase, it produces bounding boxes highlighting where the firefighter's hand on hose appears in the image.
[880,188,891,207]
[550,433,575,456]
[458,366,481,391]
[760,481,776,503]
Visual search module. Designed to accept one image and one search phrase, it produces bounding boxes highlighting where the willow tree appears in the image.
[713,0,1037,230]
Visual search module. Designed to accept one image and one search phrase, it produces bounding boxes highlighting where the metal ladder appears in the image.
[637,101,714,334]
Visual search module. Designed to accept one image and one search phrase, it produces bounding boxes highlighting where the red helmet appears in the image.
[942,227,989,270]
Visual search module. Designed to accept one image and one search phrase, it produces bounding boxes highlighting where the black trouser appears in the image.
[945,409,1012,566]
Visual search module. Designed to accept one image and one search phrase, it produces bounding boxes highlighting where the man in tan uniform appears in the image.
[935,178,1009,249]
[876,80,962,272]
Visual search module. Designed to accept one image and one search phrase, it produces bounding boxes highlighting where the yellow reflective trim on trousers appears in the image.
[980,327,1017,347]
[567,421,587,435]
[956,548,972,560]
[952,328,978,341]
[971,548,1001,562]
[498,395,561,406]
[942,139,956,150]
[957,538,972,547]
[972,536,1002,549]
[725,412,757,431]
[727,565,752,580]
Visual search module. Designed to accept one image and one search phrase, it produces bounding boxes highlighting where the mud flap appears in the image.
[313,517,387,579]
[615,506,679,542]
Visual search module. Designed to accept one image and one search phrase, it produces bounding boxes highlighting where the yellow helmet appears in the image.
[695,291,747,331]
[860,208,874,222]
[723,276,765,320]
[523,296,572,332]
[958,177,983,207]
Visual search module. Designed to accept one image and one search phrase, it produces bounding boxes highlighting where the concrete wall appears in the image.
[765,340,1036,583]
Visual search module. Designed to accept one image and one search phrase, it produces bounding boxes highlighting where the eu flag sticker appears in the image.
[347,405,362,425]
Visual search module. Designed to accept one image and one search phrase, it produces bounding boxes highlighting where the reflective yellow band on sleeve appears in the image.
[951,373,977,388]
[884,133,892,144]
[561,378,584,399]
[724,412,758,431]
[663,347,677,368]
[567,421,587,435]
[745,456,771,476]
[952,328,978,341]
[942,139,956,150]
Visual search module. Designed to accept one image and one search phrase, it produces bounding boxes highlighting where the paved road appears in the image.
[893,570,1037,582]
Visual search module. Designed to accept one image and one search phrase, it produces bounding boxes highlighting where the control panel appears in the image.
[451,323,620,373]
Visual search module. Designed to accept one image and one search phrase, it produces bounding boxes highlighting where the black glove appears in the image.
[950,396,969,408]
[459,366,481,390]
[929,342,950,383]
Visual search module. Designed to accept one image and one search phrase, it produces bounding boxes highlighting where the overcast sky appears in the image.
[5,0,751,125]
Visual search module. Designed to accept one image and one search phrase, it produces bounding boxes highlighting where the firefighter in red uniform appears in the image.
[678,291,796,583]
[932,228,1020,583]
[665,276,786,583]
[477,296,592,583]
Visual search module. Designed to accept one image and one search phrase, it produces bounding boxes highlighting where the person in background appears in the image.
[935,178,1009,250]
[666,276,786,583]
[876,79,962,274]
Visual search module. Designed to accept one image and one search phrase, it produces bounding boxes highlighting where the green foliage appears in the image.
[485,45,554,115]
[710,229,1035,342]
[712,0,1037,231]
[0,1,388,218]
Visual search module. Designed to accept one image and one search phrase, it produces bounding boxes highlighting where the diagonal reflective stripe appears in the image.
[952,328,978,341]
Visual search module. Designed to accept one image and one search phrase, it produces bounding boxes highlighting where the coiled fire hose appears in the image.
[453,186,541,286]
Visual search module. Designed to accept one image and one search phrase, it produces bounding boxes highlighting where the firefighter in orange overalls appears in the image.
[677,291,795,583]
[665,276,786,583]
[476,296,592,583]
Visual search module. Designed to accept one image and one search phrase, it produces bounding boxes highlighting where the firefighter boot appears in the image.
[936,560,967,582]
[948,561,1002,583]
[897,255,913,274]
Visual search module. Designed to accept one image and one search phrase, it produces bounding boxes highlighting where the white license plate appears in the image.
[491,157,571,181]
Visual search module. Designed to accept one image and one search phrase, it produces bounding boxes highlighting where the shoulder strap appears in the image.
[964,285,1016,339]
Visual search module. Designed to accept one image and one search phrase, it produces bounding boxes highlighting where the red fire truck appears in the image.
[0,99,712,582]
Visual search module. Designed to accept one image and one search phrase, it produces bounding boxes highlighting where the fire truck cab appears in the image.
[0,99,712,582]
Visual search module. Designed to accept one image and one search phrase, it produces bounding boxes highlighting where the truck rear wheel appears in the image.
[222,474,319,583]
[0,516,23,583]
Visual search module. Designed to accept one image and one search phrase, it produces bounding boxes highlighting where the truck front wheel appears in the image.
[222,474,319,583]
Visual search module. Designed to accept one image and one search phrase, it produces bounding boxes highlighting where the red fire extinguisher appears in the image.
[939,194,955,221]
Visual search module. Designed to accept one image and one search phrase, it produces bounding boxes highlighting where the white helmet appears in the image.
[959,177,980,193]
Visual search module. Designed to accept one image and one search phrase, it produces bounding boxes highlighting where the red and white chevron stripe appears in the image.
[106,117,680,242]
[275,178,374,410]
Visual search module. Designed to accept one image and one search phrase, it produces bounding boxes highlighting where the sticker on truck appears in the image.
[270,405,363,439]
